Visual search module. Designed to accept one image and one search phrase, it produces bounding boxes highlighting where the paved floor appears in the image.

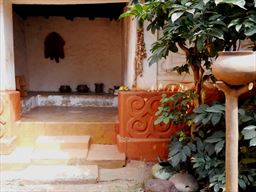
[20,107,118,123]
[1,161,152,192]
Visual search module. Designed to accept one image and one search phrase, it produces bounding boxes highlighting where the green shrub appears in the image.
[155,94,256,191]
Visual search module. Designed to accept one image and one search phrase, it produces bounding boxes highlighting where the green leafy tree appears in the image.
[120,0,256,104]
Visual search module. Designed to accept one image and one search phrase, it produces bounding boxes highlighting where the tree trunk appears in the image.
[191,64,202,106]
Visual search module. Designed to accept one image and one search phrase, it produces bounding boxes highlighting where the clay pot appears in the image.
[76,84,89,93]
[95,83,104,93]
[212,51,256,85]
[59,85,72,93]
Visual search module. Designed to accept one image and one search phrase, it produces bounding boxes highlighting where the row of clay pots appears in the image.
[59,83,104,93]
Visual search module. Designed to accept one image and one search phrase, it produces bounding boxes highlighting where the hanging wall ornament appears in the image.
[44,32,65,63]
[132,24,147,89]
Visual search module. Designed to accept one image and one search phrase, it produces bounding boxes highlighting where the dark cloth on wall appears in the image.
[44,32,65,63]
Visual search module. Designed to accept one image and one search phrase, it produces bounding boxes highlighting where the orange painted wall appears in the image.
[116,91,183,161]
[0,91,20,137]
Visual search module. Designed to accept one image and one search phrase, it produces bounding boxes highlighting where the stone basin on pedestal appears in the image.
[213,51,256,85]
[212,51,256,192]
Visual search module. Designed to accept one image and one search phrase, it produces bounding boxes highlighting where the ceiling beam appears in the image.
[11,0,129,4]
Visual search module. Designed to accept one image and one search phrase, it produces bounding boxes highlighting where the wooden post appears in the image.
[215,81,252,192]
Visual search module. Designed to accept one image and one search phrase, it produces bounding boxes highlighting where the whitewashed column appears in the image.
[123,16,136,88]
[0,0,15,91]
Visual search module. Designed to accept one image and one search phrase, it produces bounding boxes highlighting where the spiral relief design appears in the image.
[125,94,173,138]
[127,96,146,116]
[127,117,150,137]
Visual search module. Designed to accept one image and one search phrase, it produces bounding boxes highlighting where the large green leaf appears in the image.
[205,137,224,143]
[171,11,184,22]
[171,152,181,167]
[215,140,225,154]
[196,35,206,52]
[193,104,209,113]
[211,113,222,126]
[202,113,213,125]
[205,104,225,113]
[239,179,247,190]
[205,131,225,143]
[250,138,256,147]
[215,0,246,9]
[245,27,256,36]
[183,145,191,156]
[241,125,256,140]
[193,113,205,124]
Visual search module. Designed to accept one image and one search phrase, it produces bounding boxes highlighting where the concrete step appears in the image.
[0,147,33,170]
[31,148,88,165]
[35,135,90,150]
[0,136,17,155]
[16,121,116,147]
[1,165,98,185]
[86,144,126,169]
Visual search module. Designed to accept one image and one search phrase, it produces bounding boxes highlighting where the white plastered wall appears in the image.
[13,12,28,79]
[124,18,193,90]
[2,0,193,92]
[123,19,159,90]
[13,16,122,92]
[1,0,129,92]
[157,50,194,87]
[136,22,158,90]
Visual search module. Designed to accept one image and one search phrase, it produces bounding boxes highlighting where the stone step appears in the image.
[0,147,33,170]
[86,144,126,169]
[31,148,88,165]
[0,161,150,192]
[31,144,126,168]
[0,136,17,155]
[1,165,98,185]
[0,181,142,192]
[35,135,90,150]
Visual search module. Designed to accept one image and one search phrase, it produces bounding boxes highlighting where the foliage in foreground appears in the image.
[156,92,256,191]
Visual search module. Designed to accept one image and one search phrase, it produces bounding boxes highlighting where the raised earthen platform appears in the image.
[21,93,118,114]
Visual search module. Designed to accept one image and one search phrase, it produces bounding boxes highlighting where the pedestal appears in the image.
[216,81,252,192]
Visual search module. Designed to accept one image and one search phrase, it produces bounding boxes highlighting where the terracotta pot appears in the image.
[212,51,256,85]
